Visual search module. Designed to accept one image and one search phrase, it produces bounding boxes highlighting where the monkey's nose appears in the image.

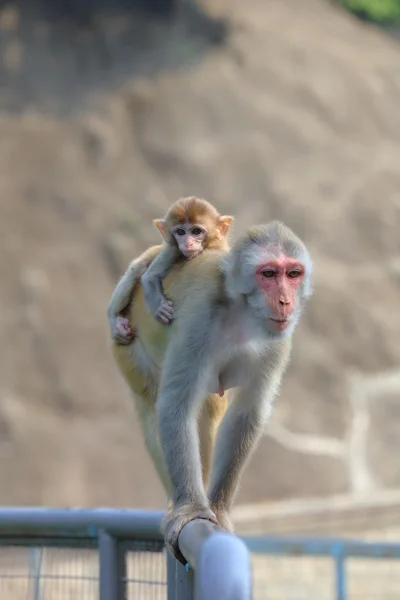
[279,297,290,306]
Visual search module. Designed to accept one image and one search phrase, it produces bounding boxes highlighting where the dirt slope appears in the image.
[1,0,400,514]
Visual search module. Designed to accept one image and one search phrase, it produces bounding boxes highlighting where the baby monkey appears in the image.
[142,197,233,324]
[109,196,233,344]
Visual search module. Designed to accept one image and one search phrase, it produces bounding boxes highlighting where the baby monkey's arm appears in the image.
[141,244,180,325]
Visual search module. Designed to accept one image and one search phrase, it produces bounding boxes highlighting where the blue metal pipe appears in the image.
[0,507,164,540]
[244,535,400,559]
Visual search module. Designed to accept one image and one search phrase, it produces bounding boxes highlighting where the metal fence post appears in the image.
[333,544,347,600]
[99,531,126,600]
[167,552,193,600]
[29,547,44,600]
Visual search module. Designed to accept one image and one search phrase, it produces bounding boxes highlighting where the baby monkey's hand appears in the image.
[154,298,174,324]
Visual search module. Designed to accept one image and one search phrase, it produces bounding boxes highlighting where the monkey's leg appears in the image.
[156,355,220,563]
[198,393,227,490]
[113,341,172,499]
[207,374,276,532]
[140,404,173,500]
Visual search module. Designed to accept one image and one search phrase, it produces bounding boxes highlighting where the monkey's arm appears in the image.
[206,342,291,530]
[141,244,181,325]
[107,244,163,344]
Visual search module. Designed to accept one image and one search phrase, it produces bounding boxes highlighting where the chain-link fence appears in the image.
[125,543,166,600]
[246,536,400,600]
[0,542,168,600]
[0,545,99,599]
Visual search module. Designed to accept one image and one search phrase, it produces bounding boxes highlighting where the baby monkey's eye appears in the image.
[261,269,275,278]
[191,227,202,236]
[176,228,186,236]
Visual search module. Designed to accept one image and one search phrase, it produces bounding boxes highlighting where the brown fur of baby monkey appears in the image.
[107,196,233,343]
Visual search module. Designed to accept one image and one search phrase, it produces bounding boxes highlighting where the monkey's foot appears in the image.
[154,299,174,325]
[210,506,234,533]
[114,316,135,345]
[162,503,219,565]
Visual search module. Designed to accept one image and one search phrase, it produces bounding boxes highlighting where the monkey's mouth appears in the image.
[183,250,199,259]
[269,318,290,331]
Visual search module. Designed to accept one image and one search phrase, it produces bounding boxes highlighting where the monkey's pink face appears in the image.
[256,255,305,332]
[173,224,207,259]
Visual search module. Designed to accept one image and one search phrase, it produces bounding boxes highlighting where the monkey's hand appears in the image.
[161,503,219,565]
[153,298,174,325]
[112,316,135,345]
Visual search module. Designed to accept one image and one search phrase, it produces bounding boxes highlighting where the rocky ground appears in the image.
[0,0,400,519]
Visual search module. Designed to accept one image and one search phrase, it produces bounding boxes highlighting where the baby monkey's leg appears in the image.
[108,245,162,343]
[114,314,134,345]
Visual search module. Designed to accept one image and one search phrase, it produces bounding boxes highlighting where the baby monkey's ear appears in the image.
[153,219,169,241]
[217,215,234,238]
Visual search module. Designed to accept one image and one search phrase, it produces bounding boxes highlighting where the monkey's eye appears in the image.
[176,228,186,236]
[261,269,275,278]
[287,270,301,278]
[192,227,202,236]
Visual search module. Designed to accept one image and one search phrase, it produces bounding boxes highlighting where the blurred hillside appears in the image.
[1,0,400,521]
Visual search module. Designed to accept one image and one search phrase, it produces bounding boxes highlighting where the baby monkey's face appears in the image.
[172,223,207,258]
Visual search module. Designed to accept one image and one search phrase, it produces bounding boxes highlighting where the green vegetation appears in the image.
[336,0,400,25]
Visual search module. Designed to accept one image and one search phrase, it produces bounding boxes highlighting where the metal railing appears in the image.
[0,507,400,599]
[0,507,252,600]
[243,534,400,600]
[177,519,251,599]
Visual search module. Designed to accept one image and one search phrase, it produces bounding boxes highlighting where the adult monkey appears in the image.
[110,220,313,564]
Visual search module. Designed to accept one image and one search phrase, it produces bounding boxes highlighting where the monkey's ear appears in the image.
[153,219,169,241]
[218,215,234,238]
